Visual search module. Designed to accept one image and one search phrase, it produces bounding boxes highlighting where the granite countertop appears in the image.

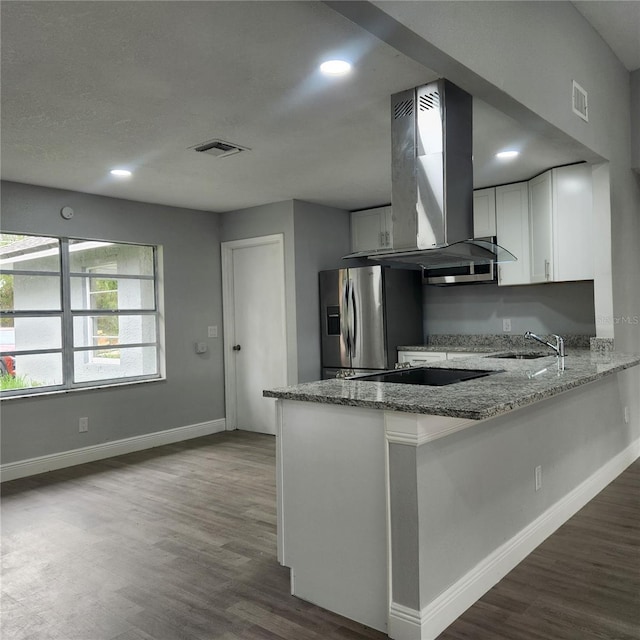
[263,349,640,420]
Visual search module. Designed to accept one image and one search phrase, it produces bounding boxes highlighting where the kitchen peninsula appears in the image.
[264,347,640,640]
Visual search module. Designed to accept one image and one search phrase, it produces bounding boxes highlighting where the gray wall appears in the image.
[1,181,224,465]
[293,200,351,382]
[631,69,640,172]
[385,367,638,611]
[423,280,595,337]
[415,368,637,607]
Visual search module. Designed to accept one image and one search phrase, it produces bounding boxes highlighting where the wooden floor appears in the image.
[1,432,638,640]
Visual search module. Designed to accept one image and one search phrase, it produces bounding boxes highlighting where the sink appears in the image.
[489,352,548,360]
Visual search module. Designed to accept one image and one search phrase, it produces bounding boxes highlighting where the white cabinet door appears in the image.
[495,182,530,286]
[473,188,497,238]
[397,351,447,365]
[552,164,593,281]
[351,207,392,252]
[529,171,554,283]
[528,165,594,283]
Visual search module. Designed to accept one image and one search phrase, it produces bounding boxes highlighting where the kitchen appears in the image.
[1,1,639,639]
[263,78,640,638]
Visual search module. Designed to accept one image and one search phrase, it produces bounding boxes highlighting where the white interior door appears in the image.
[222,235,287,434]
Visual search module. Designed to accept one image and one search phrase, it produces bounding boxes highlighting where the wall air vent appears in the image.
[572,81,588,122]
[190,138,250,158]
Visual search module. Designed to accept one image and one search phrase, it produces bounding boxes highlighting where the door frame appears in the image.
[221,234,288,431]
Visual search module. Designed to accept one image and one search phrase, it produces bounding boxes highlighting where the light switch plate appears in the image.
[208,325,218,338]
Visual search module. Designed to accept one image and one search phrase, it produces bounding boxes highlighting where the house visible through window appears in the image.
[0,233,162,395]
[86,264,120,363]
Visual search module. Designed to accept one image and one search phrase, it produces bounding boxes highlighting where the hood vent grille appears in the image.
[190,138,250,158]
[393,99,414,120]
[419,90,440,111]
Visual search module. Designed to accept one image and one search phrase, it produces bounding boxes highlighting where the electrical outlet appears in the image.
[624,406,630,424]
[535,465,542,492]
[208,325,218,338]
[503,318,512,332]
[79,417,89,433]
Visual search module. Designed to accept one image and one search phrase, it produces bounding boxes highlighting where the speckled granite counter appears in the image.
[264,349,640,420]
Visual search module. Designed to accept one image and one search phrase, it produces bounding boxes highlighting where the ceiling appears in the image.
[1,1,636,214]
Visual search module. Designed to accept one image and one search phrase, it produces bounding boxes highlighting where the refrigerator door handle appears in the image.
[341,277,350,355]
[350,280,357,358]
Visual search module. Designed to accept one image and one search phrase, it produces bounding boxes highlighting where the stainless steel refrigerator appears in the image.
[319,265,423,379]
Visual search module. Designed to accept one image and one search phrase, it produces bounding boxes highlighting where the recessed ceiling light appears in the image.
[495,150,519,160]
[320,60,352,76]
[110,169,132,177]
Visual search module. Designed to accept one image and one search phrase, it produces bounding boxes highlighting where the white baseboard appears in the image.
[388,438,640,640]
[0,418,226,482]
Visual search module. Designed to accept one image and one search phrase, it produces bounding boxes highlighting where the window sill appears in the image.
[0,376,166,401]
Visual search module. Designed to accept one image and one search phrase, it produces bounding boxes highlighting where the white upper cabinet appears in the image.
[529,164,593,283]
[473,188,497,238]
[351,206,393,253]
[495,181,530,286]
[551,164,594,281]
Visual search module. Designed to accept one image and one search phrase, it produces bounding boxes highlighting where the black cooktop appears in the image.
[355,367,498,386]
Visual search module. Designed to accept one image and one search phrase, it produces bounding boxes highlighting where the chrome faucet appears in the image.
[524,331,566,369]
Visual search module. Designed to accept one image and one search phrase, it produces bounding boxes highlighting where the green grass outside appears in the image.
[0,373,40,391]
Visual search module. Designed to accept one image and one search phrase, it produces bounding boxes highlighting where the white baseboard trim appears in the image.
[388,438,640,640]
[0,418,226,482]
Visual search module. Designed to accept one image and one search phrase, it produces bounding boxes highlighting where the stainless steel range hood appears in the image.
[345,79,515,269]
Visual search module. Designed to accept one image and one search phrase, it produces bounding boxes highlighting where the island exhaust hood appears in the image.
[345,79,515,269]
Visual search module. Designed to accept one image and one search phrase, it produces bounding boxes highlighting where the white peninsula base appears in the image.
[275,370,639,639]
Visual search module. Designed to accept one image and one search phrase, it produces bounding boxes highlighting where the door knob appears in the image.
[232,344,242,351]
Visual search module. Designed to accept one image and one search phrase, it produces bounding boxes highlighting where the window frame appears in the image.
[0,233,163,397]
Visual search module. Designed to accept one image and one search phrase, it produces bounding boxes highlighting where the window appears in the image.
[0,233,162,396]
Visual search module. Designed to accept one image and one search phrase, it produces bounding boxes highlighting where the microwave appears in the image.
[422,236,498,286]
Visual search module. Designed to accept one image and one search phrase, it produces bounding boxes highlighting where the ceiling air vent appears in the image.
[572,81,588,122]
[190,138,250,158]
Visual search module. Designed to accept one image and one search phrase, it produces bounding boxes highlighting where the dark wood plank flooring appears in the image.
[1,431,638,640]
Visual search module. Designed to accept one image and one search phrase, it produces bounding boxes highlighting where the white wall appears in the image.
[0,181,224,465]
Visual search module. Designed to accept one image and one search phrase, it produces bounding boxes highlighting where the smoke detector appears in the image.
[190,138,250,158]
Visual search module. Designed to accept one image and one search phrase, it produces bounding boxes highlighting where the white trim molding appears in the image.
[0,418,226,482]
[388,438,640,640]
[385,411,477,446]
